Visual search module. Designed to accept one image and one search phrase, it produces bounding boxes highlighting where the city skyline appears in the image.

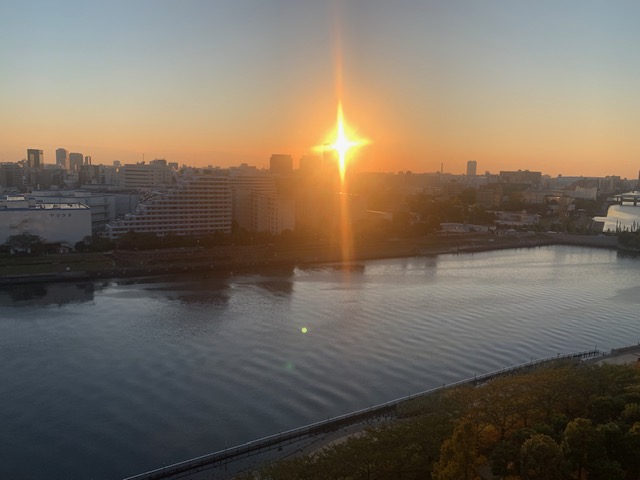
[3,1,640,178]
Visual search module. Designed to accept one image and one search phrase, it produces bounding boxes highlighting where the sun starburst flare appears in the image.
[320,102,369,183]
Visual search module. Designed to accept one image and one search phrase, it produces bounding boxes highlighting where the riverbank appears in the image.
[125,346,640,480]
[0,233,619,286]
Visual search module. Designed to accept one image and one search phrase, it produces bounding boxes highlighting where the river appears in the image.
[1,245,639,479]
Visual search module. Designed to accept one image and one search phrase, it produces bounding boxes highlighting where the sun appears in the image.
[325,102,368,182]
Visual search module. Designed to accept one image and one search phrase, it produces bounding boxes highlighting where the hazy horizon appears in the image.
[3,1,640,178]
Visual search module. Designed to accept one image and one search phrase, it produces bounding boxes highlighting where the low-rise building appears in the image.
[494,211,540,228]
[30,190,117,234]
[500,170,542,186]
[0,195,91,246]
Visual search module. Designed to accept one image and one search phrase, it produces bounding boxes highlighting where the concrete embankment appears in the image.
[550,233,618,248]
[0,234,620,286]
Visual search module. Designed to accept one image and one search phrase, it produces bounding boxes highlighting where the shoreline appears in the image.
[125,346,639,480]
[0,233,619,286]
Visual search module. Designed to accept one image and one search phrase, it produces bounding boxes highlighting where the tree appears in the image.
[432,420,485,480]
[115,231,161,250]
[562,418,606,478]
[520,433,567,480]
[621,403,640,425]
[472,375,530,440]
[490,427,536,478]
[587,395,627,424]
[458,187,476,205]
[5,232,45,255]
[623,422,640,479]
[75,235,114,252]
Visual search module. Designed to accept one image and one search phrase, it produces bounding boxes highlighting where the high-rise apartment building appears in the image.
[104,168,232,238]
[251,193,295,235]
[27,149,44,170]
[69,152,84,172]
[56,148,69,169]
[467,160,477,176]
[0,163,24,191]
[269,154,293,175]
[228,165,277,231]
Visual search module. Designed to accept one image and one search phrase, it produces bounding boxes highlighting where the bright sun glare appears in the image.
[325,102,368,182]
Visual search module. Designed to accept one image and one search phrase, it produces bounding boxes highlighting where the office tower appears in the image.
[27,149,44,170]
[269,154,293,175]
[69,152,83,172]
[56,148,69,169]
[467,160,477,176]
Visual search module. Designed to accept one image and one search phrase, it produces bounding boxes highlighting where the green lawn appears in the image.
[0,252,114,276]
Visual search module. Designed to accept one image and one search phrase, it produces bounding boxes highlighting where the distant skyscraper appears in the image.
[299,155,321,174]
[269,154,293,175]
[467,160,477,176]
[56,148,68,169]
[27,149,44,170]
[69,152,83,172]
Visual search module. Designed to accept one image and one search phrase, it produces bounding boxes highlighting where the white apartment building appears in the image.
[251,193,295,235]
[118,159,175,190]
[104,168,232,238]
[228,165,277,230]
[0,195,91,245]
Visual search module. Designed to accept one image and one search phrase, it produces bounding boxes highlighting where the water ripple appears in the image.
[0,246,639,479]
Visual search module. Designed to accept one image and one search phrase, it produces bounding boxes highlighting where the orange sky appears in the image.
[2,2,640,179]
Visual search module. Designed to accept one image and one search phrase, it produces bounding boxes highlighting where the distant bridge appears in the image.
[123,349,601,480]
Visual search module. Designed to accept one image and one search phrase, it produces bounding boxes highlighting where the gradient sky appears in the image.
[2,1,640,178]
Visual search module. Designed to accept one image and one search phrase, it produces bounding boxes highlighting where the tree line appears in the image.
[239,361,640,479]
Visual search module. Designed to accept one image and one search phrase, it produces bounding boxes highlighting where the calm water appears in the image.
[1,246,639,479]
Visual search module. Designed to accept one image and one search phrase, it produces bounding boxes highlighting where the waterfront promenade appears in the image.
[123,349,604,480]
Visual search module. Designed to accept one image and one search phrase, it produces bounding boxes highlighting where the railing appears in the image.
[123,349,601,480]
